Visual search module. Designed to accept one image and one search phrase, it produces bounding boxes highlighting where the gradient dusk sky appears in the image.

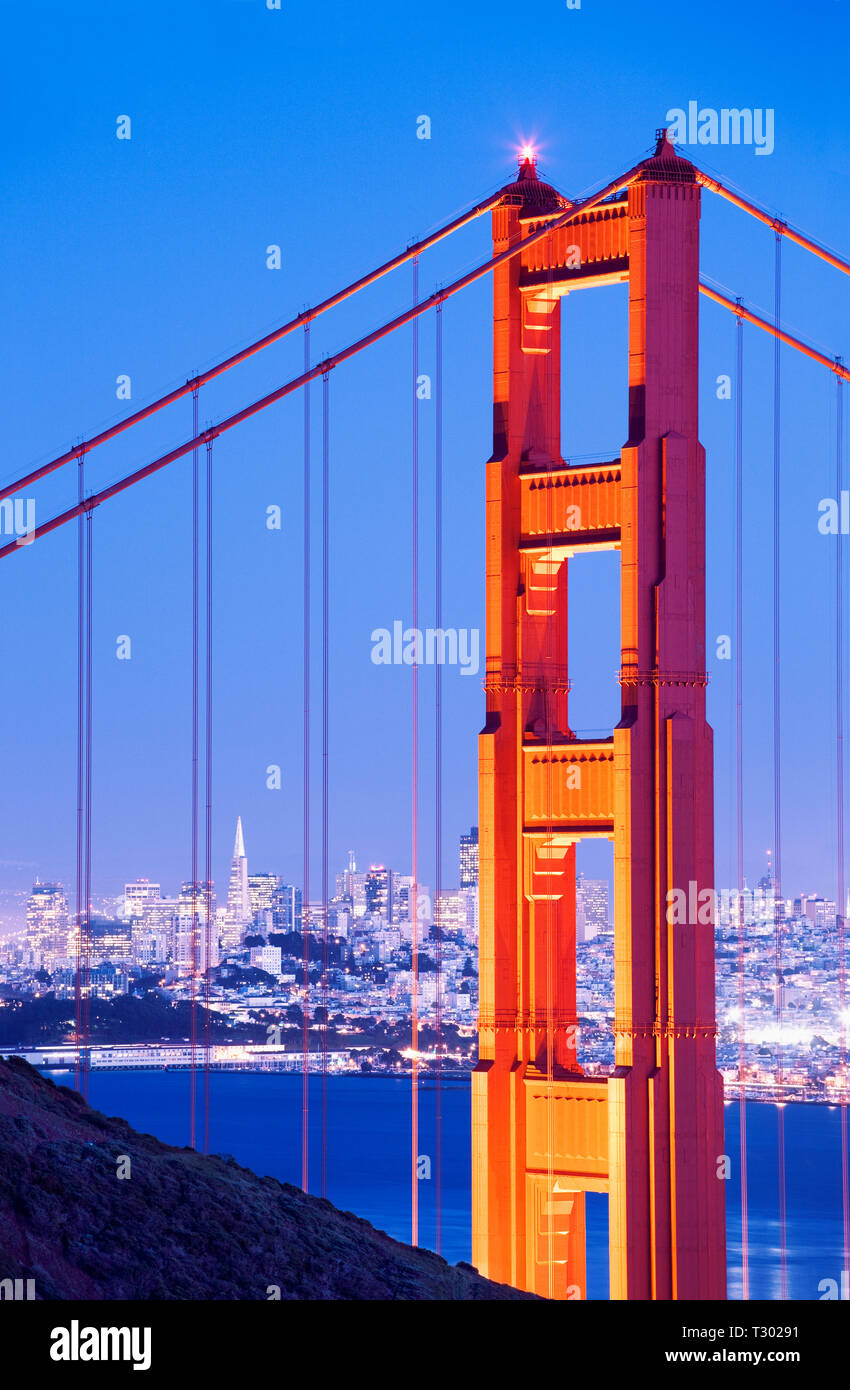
[2,0,849,909]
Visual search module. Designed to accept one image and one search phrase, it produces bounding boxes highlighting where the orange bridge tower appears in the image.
[472,133,726,1301]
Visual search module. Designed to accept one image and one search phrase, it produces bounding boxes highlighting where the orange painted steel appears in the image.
[521,199,630,290]
[699,281,850,380]
[1,164,643,510]
[523,742,615,835]
[521,461,622,547]
[695,168,850,277]
[0,165,644,561]
[0,190,505,504]
[473,136,727,1300]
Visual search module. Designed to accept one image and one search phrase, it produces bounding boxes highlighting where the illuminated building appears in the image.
[365,865,393,922]
[459,826,479,889]
[222,816,252,946]
[25,882,69,969]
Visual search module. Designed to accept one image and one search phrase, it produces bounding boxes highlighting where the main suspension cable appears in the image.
[695,165,850,277]
[699,282,850,381]
[0,191,506,504]
[0,165,644,532]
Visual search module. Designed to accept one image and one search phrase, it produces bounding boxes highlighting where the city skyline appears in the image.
[9,827,842,932]
[8,813,849,1105]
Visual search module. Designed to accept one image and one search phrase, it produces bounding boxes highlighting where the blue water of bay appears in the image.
[81,1072,846,1300]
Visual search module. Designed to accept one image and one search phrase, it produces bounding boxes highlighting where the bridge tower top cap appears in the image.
[637,127,697,182]
[500,150,568,214]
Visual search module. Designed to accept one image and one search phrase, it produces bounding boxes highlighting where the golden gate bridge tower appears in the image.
[472,132,727,1300]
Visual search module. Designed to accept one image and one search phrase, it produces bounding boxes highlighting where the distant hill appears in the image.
[0,994,263,1048]
[0,1057,536,1300]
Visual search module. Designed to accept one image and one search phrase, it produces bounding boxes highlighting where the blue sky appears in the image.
[1,0,849,908]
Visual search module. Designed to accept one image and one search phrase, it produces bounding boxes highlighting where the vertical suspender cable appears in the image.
[411,257,420,1248]
[735,306,749,1298]
[203,434,214,1155]
[434,299,443,1254]
[83,497,93,1103]
[545,256,555,1302]
[74,452,86,1095]
[321,366,330,1201]
[190,386,200,1149]
[836,368,849,1278]
[302,324,311,1192]
[772,231,788,1299]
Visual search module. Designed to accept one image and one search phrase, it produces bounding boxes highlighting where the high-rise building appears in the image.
[329,904,351,939]
[394,876,432,928]
[131,897,177,966]
[804,896,836,929]
[335,850,357,900]
[365,865,393,922]
[271,883,302,934]
[172,881,218,975]
[25,882,69,969]
[132,907,173,968]
[248,873,282,923]
[393,875,413,922]
[86,916,133,967]
[434,889,477,936]
[223,816,252,946]
[348,873,368,917]
[576,875,610,941]
[121,880,161,921]
[459,826,479,889]
[336,853,371,918]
